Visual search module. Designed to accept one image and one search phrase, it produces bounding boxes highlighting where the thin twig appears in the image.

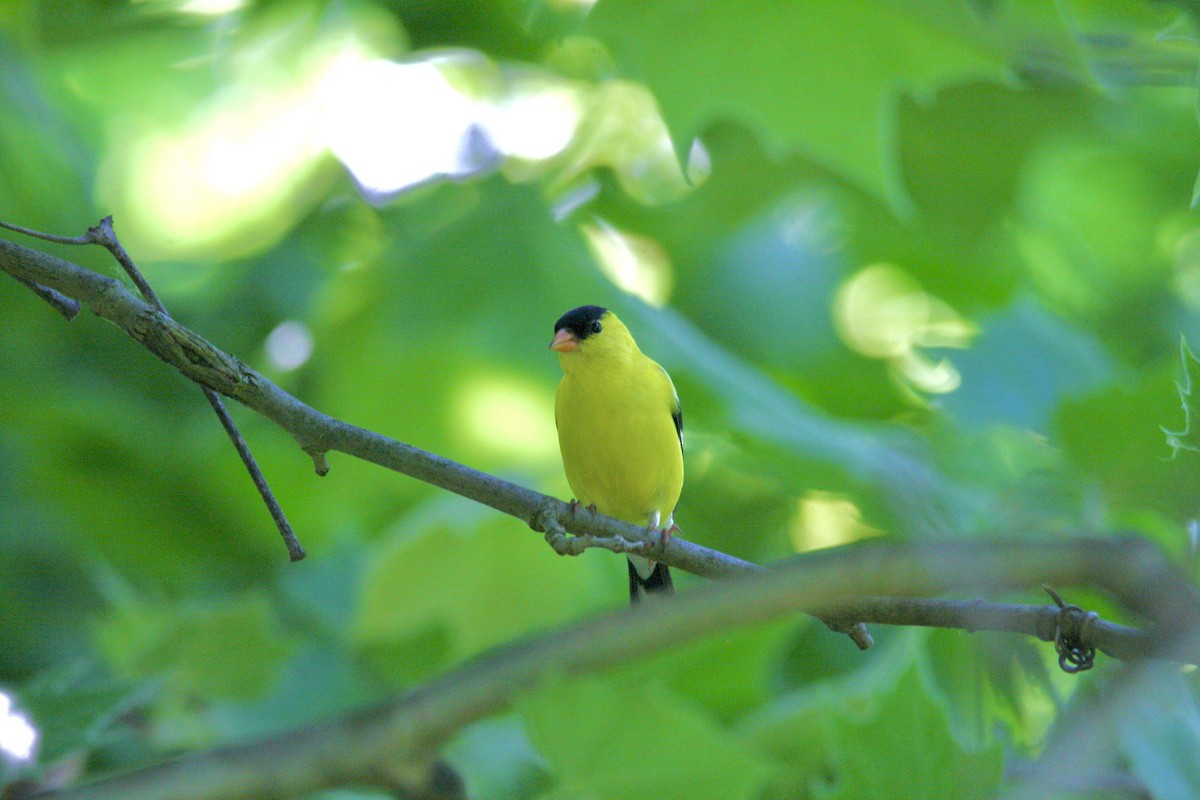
[9,273,80,320]
[202,389,305,560]
[0,220,305,561]
[0,221,86,319]
[819,596,1155,661]
[83,217,163,307]
[87,218,304,560]
[0,219,91,245]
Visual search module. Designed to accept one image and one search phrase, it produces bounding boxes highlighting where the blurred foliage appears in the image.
[4,0,1200,798]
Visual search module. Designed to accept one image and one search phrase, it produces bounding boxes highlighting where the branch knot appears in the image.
[1045,585,1098,673]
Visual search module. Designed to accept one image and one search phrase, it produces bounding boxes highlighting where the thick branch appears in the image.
[32,538,1200,800]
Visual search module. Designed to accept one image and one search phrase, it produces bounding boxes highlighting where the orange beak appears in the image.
[549,329,579,352]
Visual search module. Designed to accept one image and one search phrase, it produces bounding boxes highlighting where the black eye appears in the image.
[590,321,602,334]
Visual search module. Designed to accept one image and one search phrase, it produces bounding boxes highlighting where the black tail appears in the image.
[628,559,674,604]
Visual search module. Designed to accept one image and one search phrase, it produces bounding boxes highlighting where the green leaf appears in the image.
[775,618,902,692]
[445,715,552,800]
[92,591,294,703]
[354,498,602,683]
[966,632,1064,752]
[531,787,603,800]
[921,629,997,750]
[519,674,773,800]
[1060,357,1200,520]
[1116,667,1200,800]
[737,692,833,798]
[817,666,1004,799]
[206,643,381,742]
[588,0,1009,212]
[741,632,1003,798]
[940,298,1113,432]
[736,631,914,796]
[1163,336,1200,457]
[920,628,1069,755]
[628,618,792,722]
[12,665,147,766]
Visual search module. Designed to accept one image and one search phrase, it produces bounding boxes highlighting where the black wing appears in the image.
[672,404,683,453]
[661,364,683,453]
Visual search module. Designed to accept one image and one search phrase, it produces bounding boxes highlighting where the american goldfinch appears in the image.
[549,305,683,603]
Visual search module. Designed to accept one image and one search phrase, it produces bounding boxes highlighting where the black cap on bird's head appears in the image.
[550,305,608,352]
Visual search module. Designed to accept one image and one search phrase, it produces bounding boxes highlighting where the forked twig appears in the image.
[0,217,305,561]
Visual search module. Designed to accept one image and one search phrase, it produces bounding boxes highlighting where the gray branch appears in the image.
[0,234,754,581]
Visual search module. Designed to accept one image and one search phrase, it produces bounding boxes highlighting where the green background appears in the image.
[4,1,1200,797]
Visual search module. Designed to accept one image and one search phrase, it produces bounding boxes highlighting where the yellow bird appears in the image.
[549,305,683,602]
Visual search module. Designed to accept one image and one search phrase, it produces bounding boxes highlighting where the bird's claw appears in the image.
[642,523,679,557]
[566,499,598,517]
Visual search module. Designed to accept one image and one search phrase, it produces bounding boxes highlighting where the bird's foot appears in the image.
[660,523,680,554]
[643,523,680,557]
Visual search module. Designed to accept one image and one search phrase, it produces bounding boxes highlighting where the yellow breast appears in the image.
[555,354,683,526]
